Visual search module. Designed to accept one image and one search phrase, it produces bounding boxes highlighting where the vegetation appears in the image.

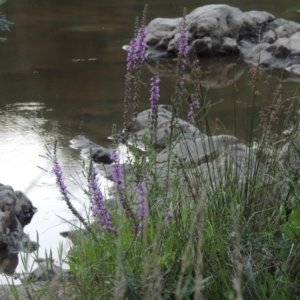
[8,7,300,300]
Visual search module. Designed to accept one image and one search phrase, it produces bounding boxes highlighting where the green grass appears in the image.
[62,71,300,299]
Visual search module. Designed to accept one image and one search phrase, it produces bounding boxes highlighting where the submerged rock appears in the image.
[70,135,113,164]
[30,259,69,282]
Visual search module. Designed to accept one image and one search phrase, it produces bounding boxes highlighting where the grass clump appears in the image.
[59,15,300,300]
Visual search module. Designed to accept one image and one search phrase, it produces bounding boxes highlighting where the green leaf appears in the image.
[177,275,213,296]
[0,0,7,5]
[280,208,300,238]
[289,208,300,223]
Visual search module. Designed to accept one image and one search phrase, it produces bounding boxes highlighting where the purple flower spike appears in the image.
[110,150,124,191]
[52,161,88,228]
[187,99,200,123]
[88,168,116,233]
[137,181,148,220]
[52,162,69,200]
[149,75,160,134]
[177,19,189,92]
[178,25,189,56]
[126,25,148,73]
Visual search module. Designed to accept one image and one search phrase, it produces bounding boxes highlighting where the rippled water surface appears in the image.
[1,0,300,281]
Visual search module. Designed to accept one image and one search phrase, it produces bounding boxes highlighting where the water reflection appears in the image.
[146,56,300,89]
[146,56,246,88]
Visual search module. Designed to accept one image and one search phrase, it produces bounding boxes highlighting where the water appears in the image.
[0,0,300,282]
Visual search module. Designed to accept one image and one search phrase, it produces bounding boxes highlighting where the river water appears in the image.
[0,0,300,282]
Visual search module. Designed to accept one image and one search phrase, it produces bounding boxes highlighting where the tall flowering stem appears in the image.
[52,161,88,229]
[88,167,116,234]
[136,181,148,228]
[123,25,148,134]
[110,150,138,234]
[177,13,189,95]
[187,99,200,123]
[126,25,148,73]
[149,75,160,143]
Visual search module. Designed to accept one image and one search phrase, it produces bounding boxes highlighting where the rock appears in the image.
[70,135,113,164]
[30,260,67,282]
[189,37,213,56]
[156,134,238,166]
[220,37,238,54]
[135,106,172,131]
[0,251,18,276]
[262,30,276,43]
[0,187,21,252]
[0,184,36,253]
[238,11,274,44]
[0,259,73,300]
[186,5,243,38]
[242,10,274,28]
[285,64,300,75]
[270,19,300,38]
[14,191,37,228]
[96,163,134,181]
[278,134,300,171]
[186,144,269,195]
[241,42,273,66]
[131,106,206,150]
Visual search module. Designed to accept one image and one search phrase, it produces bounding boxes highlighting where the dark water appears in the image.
[1,0,300,146]
[0,0,300,280]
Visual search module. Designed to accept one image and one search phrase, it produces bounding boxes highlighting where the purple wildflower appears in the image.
[126,25,148,73]
[124,25,148,133]
[110,150,124,192]
[52,161,88,227]
[178,25,189,56]
[52,162,68,199]
[110,150,139,233]
[149,75,160,136]
[187,99,200,123]
[177,19,189,93]
[136,181,148,220]
[88,168,116,233]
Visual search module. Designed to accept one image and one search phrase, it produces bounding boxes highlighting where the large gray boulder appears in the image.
[156,134,238,166]
[146,5,244,59]
[0,184,36,253]
[130,106,205,150]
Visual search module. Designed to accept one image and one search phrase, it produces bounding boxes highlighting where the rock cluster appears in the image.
[70,107,295,208]
[144,4,300,76]
[0,184,37,254]
[0,258,73,300]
